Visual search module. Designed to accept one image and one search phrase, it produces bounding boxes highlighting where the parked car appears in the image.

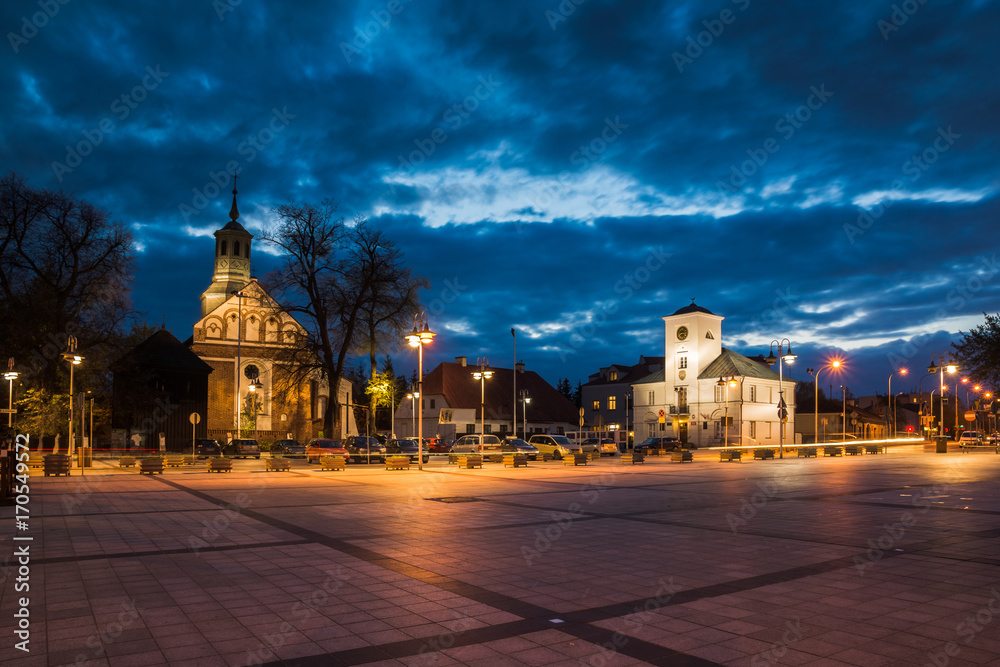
[634,436,683,453]
[580,437,619,456]
[501,437,539,460]
[271,439,306,458]
[222,438,261,458]
[194,438,222,459]
[341,435,386,463]
[990,433,1000,446]
[527,434,582,459]
[959,431,983,446]
[305,438,349,464]
[450,434,502,453]
[424,437,451,453]
[385,438,430,463]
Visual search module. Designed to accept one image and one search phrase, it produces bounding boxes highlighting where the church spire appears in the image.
[229,173,240,222]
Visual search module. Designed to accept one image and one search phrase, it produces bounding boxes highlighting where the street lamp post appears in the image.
[807,360,841,445]
[405,312,435,470]
[764,339,796,459]
[406,389,419,438]
[472,357,493,454]
[4,358,18,428]
[888,368,908,439]
[519,389,531,439]
[927,355,958,438]
[716,377,737,447]
[61,337,84,462]
[248,379,263,442]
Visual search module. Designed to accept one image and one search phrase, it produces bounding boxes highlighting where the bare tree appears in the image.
[0,172,135,394]
[260,202,425,438]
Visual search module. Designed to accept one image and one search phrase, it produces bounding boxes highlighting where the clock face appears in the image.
[677,326,689,341]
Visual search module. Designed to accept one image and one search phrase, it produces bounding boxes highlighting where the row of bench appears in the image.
[717,444,888,461]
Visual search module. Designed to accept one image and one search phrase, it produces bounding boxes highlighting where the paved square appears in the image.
[3,445,1000,666]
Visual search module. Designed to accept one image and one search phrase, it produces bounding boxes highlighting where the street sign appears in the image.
[964,410,976,422]
[0,409,15,414]
[189,412,201,424]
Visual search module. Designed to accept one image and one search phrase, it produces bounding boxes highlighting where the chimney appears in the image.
[455,356,467,367]
[515,360,525,373]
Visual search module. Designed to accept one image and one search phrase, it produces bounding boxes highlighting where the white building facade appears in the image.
[632,302,797,449]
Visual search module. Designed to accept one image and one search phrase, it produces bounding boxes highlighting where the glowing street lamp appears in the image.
[807,359,842,444]
[405,312,435,470]
[4,358,18,428]
[927,355,958,438]
[888,367,907,439]
[764,339,796,458]
[61,337,84,461]
[472,357,493,454]
[406,389,420,438]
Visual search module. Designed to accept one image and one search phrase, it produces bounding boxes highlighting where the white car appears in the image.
[528,434,582,459]
[959,431,982,446]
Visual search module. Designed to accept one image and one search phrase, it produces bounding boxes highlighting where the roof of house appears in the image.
[421,362,578,423]
[631,348,795,385]
[113,328,215,374]
[584,356,665,387]
[671,301,717,316]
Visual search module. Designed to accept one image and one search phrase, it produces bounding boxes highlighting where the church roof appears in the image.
[219,219,250,233]
[113,329,214,374]
[671,301,717,316]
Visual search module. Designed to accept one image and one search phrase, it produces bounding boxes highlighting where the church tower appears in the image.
[200,182,253,317]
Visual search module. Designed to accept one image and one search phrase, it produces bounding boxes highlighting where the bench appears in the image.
[164,456,185,467]
[207,458,232,473]
[139,458,164,475]
[719,450,742,462]
[844,445,863,456]
[753,449,775,460]
[27,454,45,468]
[118,456,137,468]
[797,447,818,458]
[503,454,528,468]
[864,445,886,454]
[456,455,482,469]
[183,455,195,465]
[587,450,601,461]
[320,456,346,471]
[823,446,843,457]
[266,458,291,472]
[671,450,693,463]
[541,452,554,462]
[563,453,588,466]
[43,454,71,476]
[485,454,504,464]
[385,456,411,471]
[960,444,1000,454]
[620,452,644,464]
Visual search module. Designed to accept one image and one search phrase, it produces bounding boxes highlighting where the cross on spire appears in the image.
[229,172,240,222]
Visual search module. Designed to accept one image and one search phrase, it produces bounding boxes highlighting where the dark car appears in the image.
[634,436,683,453]
[271,439,306,458]
[341,435,386,463]
[195,438,222,459]
[501,437,539,460]
[385,438,430,463]
[222,438,261,458]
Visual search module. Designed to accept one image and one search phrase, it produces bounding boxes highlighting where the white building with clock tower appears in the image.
[631,301,797,449]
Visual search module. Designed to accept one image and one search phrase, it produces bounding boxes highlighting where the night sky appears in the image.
[4,0,998,398]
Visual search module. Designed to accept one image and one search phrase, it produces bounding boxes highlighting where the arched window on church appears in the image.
[246,314,260,342]
[220,240,227,256]
[233,240,240,257]
[265,317,279,342]
[245,242,250,259]
[226,313,240,340]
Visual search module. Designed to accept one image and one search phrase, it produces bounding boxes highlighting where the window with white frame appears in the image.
[648,390,655,404]
[679,356,688,369]
[750,385,757,402]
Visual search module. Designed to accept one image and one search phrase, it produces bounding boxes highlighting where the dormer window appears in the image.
[608,370,618,381]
